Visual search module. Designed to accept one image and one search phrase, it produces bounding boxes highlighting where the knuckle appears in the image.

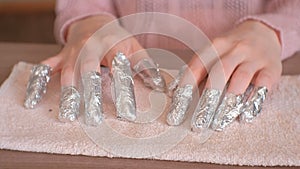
[236,68,253,78]
[81,57,100,71]
[212,37,228,47]
[61,65,74,76]
[102,34,119,47]
[235,41,251,53]
[259,71,274,83]
[83,57,97,66]
[220,59,232,72]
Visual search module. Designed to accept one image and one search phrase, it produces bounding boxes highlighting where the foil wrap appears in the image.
[166,84,193,126]
[191,89,222,132]
[133,58,166,92]
[82,71,103,126]
[211,93,243,131]
[240,86,268,123]
[24,64,52,109]
[58,86,80,122]
[167,65,188,97]
[112,52,136,122]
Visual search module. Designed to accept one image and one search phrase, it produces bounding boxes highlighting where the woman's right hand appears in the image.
[24,14,166,125]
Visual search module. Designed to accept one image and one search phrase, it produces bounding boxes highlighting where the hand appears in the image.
[24,15,166,125]
[167,20,282,131]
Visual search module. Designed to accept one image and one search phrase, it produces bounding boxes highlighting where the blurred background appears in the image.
[0,0,56,43]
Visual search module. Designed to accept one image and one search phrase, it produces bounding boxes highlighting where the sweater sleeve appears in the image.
[237,0,300,60]
[54,0,117,44]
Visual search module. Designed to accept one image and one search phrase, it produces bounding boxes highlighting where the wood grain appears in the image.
[0,1,55,14]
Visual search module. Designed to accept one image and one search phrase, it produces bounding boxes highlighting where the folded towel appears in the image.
[0,62,299,166]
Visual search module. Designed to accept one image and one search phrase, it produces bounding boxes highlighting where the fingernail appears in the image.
[166,84,193,126]
[191,89,222,132]
[82,71,103,126]
[133,58,166,92]
[112,52,136,122]
[167,65,188,97]
[24,64,52,109]
[211,93,243,131]
[58,86,80,122]
[239,86,268,123]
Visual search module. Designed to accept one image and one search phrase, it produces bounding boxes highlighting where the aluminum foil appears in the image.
[240,86,268,123]
[191,89,222,132]
[58,86,80,122]
[211,93,243,131]
[133,58,166,92]
[112,52,136,122]
[24,64,52,109]
[167,65,188,97]
[166,84,193,126]
[82,71,103,126]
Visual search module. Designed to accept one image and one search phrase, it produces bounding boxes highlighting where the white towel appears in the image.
[0,62,299,166]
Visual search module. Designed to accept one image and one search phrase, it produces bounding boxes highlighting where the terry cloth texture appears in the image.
[0,62,299,166]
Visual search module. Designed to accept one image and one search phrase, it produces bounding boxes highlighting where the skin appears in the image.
[186,20,282,95]
[41,15,149,87]
[42,14,282,103]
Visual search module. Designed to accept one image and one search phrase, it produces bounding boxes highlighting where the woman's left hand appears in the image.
[167,20,282,131]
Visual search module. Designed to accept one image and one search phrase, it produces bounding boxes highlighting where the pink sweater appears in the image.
[54,0,300,60]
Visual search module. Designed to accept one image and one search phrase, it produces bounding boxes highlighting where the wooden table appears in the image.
[0,43,299,169]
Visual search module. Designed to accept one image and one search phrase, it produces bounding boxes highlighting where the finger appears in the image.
[24,64,52,109]
[100,37,143,68]
[41,54,63,74]
[239,69,278,123]
[191,49,245,131]
[111,52,136,122]
[103,38,166,92]
[131,50,166,92]
[187,37,233,86]
[84,37,138,122]
[167,37,232,126]
[210,62,260,131]
[78,42,104,126]
[58,54,80,122]
[58,86,80,122]
[24,51,64,109]
[254,68,281,91]
[81,71,103,126]
[227,62,261,95]
[190,60,226,131]
[166,65,194,125]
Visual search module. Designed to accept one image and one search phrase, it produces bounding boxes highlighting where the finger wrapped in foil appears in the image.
[191,89,222,132]
[166,84,193,126]
[24,64,52,109]
[211,93,243,131]
[133,58,166,92]
[112,52,136,122]
[167,65,188,97]
[240,86,268,123]
[82,71,103,126]
[58,86,80,122]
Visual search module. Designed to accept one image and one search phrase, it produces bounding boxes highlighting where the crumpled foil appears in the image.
[58,86,80,122]
[240,86,268,123]
[191,89,222,132]
[133,58,166,92]
[211,93,243,131]
[166,84,193,126]
[82,71,103,126]
[167,65,188,97]
[112,52,136,122]
[24,64,52,109]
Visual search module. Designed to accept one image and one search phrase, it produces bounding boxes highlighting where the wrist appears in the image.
[66,14,117,42]
[242,20,281,46]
